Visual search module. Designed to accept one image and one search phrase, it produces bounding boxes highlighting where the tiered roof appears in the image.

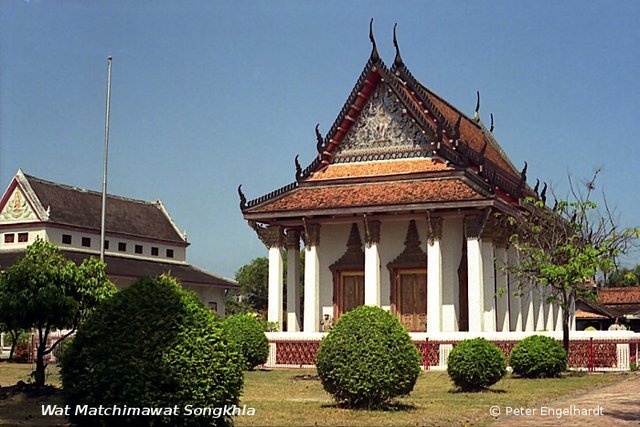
[240,24,531,222]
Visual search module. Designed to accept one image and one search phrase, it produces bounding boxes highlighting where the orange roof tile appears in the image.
[307,158,452,181]
[575,309,608,319]
[247,178,485,213]
[598,287,640,304]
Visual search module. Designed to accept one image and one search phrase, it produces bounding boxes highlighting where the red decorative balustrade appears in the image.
[266,336,640,371]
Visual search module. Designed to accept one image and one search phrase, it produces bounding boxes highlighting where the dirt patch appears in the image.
[291,374,320,381]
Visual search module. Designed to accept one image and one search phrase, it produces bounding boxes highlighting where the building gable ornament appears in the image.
[333,84,431,163]
[0,187,38,222]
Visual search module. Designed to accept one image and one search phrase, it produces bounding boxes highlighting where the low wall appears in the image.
[264,331,640,371]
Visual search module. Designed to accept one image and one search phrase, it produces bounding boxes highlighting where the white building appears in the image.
[239,33,570,335]
[0,170,237,317]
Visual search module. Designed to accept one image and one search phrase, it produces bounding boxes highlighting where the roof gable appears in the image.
[240,27,533,215]
[3,171,188,245]
[0,184,40,223]
[331,82,432,163]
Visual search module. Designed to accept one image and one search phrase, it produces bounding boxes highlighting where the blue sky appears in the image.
[1,1,639,278]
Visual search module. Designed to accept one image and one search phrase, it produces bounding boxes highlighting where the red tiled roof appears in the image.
[598,287,640,304]
[575,309,608,319]
[308,158,452,181]
[246,178,485,213]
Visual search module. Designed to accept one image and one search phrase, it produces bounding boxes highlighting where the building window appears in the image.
[62,234,72,244]
[82,237,91,247]
[151,247,159,256]
[166,249,174,258]
[18,233,28,243]
[135,244,143,254]
[104,240,110,250]
[208,302,218,313]
[118,242,126,252]
[4,233,15,243]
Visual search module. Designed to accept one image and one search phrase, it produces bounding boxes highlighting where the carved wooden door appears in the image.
[339,272,364,316]
[396,271,427,332]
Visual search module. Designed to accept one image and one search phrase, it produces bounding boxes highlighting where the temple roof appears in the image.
[240,27,531,221]
[0,170,187,245]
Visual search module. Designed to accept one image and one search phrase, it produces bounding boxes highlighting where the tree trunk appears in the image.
[562,317,570,355]
[33,327,48,387]
[8,330,18,361]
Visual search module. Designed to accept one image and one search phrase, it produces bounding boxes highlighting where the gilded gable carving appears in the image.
[334,84,431,162]
[0,188,38,222]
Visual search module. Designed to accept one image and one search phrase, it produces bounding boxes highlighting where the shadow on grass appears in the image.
[320,401,417,412]
[448,388,507,394]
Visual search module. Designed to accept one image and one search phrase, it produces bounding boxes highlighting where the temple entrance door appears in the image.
[336,272,364,318]
[394,270,427,332]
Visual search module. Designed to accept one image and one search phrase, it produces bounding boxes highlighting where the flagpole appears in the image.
[100,56,112,262]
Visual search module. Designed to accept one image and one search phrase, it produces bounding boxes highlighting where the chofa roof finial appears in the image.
[490,113,494,133]
[315,123,324,154]
[238,185,247,210]
[473,91,480,121]
[369,18,379,62]
[393,23,403,66]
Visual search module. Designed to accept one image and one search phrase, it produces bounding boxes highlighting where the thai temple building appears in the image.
[240,25,567,337]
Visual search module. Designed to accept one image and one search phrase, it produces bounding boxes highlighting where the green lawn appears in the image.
[0,363,629,426]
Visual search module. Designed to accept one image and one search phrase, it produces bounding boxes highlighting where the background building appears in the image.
[0,170,237,316]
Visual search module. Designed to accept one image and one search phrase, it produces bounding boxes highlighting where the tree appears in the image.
[0,238,116,386]
[234,257,269,312]
[506,171,639,352]
[602,264,640,287]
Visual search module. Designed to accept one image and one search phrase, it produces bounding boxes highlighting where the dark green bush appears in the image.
[509,335,567,378]
[222,314,269,370]
[447,338,506,391]
[61,276,243,427]
[316,306,421,408]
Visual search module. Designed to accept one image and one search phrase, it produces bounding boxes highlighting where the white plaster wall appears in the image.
[45,226,186,262]
[441,216,463,331]
[185,285,227,318]
[0,227,47,252]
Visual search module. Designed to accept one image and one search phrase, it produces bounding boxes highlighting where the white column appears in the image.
[495,246,509,332]
[467,237,484,332]
[364,220,381,306]
[303,224,321,332]
[507,247,523,332]
[427,226,443,333]
[286,231,301,332]
[481,240,496,332]
[268,245,284,331]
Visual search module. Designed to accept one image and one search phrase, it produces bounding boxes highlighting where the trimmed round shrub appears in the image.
[316,306,421,408]
[222,314,269,370]
[447,338,506,391]
[509,335,567,378]
[61,276,244,426]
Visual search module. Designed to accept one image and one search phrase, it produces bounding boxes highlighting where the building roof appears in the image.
[245,177,486,216]
[598,287,640,304]
[1,170,187,245]
[0,250,238,290]
[240,30,531,221]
